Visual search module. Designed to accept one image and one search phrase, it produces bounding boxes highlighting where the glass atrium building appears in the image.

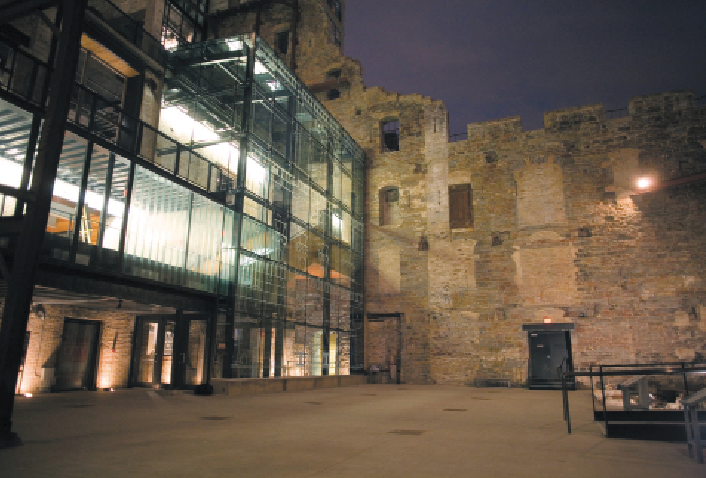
[0,22,364,386]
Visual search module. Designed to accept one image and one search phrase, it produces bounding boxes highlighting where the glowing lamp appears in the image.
[637,178,651,190]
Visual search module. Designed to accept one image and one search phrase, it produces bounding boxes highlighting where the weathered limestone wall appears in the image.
[437,90,706,386]
[329,88,706,386]
[215,0,706,386]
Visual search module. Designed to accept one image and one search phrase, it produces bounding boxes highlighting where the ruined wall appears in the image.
[214,0,706,386]
[437,90,706,386]
[323,86,449,384]
[329,89,706,386]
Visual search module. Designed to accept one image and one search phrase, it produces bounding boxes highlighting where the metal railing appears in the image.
[66,82,224,194]
[561,361,706,435]
[0,42,50,107]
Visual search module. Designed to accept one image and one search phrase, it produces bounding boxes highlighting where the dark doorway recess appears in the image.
[523,323,574,390]
[367,313,402,384]
[130,314,209,390]
[55,319,101,391]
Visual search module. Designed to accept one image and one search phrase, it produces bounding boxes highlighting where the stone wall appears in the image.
[216,1,706,386]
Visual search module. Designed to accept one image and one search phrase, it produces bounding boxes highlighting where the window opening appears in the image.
[276,31,289,55]
[330,20,341,47]
[327,0,342,21]
[449,184,473,229]
[326,69,341,81]
[382,120,400,152]
[327,89,340,100]
[379,186,399,226]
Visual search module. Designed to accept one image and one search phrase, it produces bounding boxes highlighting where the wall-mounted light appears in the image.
[637,177,652,190]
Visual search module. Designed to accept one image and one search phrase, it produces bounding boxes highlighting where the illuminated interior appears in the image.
[0,34,364,385]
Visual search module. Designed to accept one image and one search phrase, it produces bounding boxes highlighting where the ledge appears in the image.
[211,375,367,396]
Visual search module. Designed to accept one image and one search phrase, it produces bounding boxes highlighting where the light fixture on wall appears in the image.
[637,177,652,190]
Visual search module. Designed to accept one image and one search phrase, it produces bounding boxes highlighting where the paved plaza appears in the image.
[1,385,702,477]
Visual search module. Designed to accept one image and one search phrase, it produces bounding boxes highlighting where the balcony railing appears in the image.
[66,82,226,194]
[0,42,50,107]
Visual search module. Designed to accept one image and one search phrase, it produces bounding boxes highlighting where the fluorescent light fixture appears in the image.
[247,156,267,184]
[254,61,269,75]
[226,39,244,51]
[332,213,342,230]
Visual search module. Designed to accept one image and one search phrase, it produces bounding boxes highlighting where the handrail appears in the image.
[562,362,706,435]
[66,81,226,194]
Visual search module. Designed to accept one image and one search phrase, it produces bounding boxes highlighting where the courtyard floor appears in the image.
[1,384,702,477]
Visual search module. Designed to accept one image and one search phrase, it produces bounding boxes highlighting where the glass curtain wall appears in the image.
[0,32,365,379]
[164,36,364,377]
[0,100,36,218]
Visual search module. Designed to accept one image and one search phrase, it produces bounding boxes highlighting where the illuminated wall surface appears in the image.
[0,35,364,378]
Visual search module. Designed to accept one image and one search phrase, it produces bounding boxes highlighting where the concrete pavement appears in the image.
[1,385,702,477]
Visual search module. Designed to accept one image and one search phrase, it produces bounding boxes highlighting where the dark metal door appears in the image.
[56,319,101,391]
[528,331,572,389]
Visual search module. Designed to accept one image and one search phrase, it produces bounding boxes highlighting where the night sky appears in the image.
[344,0,706,136]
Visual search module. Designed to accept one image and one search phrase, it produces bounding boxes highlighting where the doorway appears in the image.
[130,315,209,389]
[523,323,574,390]
[55,319,101,391]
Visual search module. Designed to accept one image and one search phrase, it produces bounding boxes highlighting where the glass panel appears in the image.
[342,171,352,210]
[0,99,34,217]
[161,321,175,384]
[137,321,159,383]
[45,132,88,260]
[186,193,224,291]
[308,141,327,191]
[287,222,307,272]
[272,111,288,157]
[185,320,207,386]
[251,88,271,143]
[310,188,326,233]
[245,153,269,199]
[99,154,130,269]
[155,133,177,172]
[75,144,110,265]
[124,166,191,286]
[332,159,342,200]
[291,174,309,223]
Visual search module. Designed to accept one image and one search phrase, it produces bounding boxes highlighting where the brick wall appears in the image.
[15,306,136,394]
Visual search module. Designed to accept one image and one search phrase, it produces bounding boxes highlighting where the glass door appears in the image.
[131,316,175,387]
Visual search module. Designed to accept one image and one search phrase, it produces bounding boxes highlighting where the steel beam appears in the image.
[0,0,87,447]
[0,0,61,24]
